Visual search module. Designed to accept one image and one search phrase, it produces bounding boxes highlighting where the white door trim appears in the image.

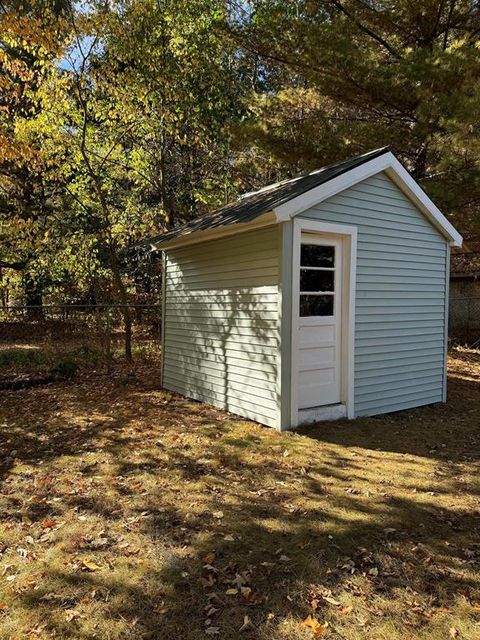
[290,220,357,426]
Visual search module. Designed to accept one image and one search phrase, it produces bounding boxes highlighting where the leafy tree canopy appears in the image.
[227,0,480,238]
[1,0,480,316]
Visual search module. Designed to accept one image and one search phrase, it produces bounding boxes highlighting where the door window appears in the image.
[299,243,335,317]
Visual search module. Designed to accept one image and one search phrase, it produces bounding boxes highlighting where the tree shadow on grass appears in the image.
[1,369,479,639]
[298,377,480,463]
[17,470,480,639]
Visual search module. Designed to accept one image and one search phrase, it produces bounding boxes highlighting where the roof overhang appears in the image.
[274,151,463,247]
[150,211,277,251]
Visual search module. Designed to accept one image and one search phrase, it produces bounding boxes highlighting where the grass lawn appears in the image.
[0,348,479,639]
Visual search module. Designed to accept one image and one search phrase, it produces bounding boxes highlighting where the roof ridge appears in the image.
[238,147,390,202]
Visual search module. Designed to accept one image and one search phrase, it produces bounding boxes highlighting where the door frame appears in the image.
[297,234,343,409]
[290,219,358,426]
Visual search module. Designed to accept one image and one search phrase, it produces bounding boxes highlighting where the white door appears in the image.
[297,234,342,409]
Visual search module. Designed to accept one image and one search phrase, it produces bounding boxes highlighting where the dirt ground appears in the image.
[0,348,479,639]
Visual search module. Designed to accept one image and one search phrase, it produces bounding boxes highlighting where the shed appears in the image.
[150,148,463,430]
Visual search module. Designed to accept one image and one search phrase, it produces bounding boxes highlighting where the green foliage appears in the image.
[0,348,50,368]
[231,0,480,238]
[98,0,250,227]
[0,345,98,376]
[50,357,79,380]
[2,0,480,312]
[71,345,101,364]
[0,1,97,301]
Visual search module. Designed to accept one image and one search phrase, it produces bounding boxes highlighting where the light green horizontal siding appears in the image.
[163,226,280,427]
[299,171,447,417]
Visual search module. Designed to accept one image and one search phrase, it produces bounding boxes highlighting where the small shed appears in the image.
[150,148,463,430]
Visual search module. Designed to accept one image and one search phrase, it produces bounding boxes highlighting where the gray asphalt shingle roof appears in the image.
[148,147,390,248]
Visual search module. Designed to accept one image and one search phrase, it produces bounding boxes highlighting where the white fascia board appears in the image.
[384,157,463,247]
[274,151,463,247]
[151,211,277,251]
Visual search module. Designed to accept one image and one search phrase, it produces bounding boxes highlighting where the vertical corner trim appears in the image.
[443,244,451,402]
[160,250,167,387]
[278,221,294,431]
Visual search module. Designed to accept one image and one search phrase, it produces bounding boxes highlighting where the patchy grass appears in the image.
[0,345,101,379]
[0,352,479,639]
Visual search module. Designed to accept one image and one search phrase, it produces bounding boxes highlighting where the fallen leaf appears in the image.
[205,627,220,636]
[203,552,215,564]
[340,605,353,615]
[225,588,238,596]
[212,511,224,519]
[65,610,82,622]
[40,520,57,529]
[91,537,110,549]
[303,614,329,637]
[40,593,62,602]
[200,575,216,588]
[449,628,458,638]
[323,596,341,606]
[239,615,253,632]
[82,559,102,572]
[0,603,6,610]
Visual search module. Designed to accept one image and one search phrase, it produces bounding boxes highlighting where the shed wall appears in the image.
[162,226,281,427]
[298,171,448,416]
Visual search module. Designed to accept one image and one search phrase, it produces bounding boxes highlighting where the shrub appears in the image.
[0,348,50,368]
[50,359,79,380]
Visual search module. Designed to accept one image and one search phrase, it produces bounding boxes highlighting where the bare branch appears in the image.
[99,122,137,170]
[329,0,402,60]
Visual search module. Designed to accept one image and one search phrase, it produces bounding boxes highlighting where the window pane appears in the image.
[300,269,334,292]
[299,295,334,317]
[301,244,334,268]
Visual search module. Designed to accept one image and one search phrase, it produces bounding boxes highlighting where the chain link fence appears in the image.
[1,299,478,389]
[449,297,480,349]
[0,304,161,386]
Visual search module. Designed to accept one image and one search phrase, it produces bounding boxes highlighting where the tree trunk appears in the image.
[107,243,133,364]
[0,266,7,308]
[23,274,44,320]
[76,95,132,364]
[124,311,132,364]
[412,143,428,181]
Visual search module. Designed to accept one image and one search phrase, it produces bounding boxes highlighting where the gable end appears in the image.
[274,152,462,247]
